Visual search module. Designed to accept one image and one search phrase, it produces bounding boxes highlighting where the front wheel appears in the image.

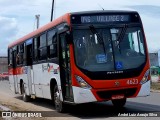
[53,85,65,112]
[112,98,126,108]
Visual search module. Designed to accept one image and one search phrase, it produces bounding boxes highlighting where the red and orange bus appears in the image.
[8,10,150,112]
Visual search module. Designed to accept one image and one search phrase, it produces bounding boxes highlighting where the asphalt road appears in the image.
[0,80,160,119]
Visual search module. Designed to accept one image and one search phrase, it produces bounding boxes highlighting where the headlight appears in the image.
[75,75,92,89]
[140,70,150,84]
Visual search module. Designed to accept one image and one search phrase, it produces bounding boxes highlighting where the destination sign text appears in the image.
[81,15,130,23]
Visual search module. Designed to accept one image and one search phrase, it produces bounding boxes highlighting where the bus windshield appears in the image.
[73,26,146,72]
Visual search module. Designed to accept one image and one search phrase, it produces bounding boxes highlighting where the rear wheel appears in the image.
[112,98,126,107]
[53,84,65,112]
[22,84,30,102]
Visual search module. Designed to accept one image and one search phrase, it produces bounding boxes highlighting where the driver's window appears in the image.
[138,31,145,54]
[132,32,139,53]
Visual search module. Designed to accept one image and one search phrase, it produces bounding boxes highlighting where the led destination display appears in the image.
[81,15,130,23]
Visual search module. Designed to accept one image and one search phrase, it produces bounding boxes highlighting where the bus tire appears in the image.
[22,84,30,102]
[53,84,65,113]
[112,98,126,108]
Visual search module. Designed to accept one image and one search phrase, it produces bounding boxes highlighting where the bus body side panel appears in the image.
[31,68,35,95]
[137,80,150,97]
[14,71,19,94]
[33,64,43,98]
[9,68,16,93]
[24,66,31,96]
[15,66,30,95]
[33,63,61,100]
[9,68,19,94]
[72,86,97,103]
[41,63,60,99]
[9,75,15,92]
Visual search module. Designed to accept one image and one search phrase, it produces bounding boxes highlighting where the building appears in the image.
[149,52,160,82]
[149,53,158,67]
[149,53,159,74]
[0,56,8,73]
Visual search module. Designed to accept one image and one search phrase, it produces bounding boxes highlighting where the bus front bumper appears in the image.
[72,81,150,104]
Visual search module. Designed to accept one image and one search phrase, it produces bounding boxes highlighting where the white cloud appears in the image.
[0,16,18,56]
[141,15,160,52]
[124,5,160,52]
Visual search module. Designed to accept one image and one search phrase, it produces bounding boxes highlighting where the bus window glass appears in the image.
[47,29,57,59]
[112,27,146,70]
[37,34,47,61]
[40,33,46,47]
[9,49,12,66]
[49,44,57,58]
[138,31,145,54]
[33,38,38,61]
[48,29,56,45]
[73,27,146,71]
[132,32,139,52]
[39,47,47,60]
[18,44,24,65]
[73,29,114,71]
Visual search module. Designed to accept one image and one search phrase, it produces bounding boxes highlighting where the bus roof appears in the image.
[8,13,71,48]
[70,10,138,15]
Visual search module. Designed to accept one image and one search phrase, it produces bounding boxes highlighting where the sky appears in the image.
[0,0,160,56]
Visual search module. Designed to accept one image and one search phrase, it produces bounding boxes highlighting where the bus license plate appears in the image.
[112,94,124,100]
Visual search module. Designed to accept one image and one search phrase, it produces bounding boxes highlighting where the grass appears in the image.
[151,82,160,90]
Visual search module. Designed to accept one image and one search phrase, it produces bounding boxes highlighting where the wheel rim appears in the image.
[54,86,62,111]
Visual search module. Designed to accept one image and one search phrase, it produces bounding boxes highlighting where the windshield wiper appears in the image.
[89,25,104,43]
[89,25,106,54]
[116,24,128,47]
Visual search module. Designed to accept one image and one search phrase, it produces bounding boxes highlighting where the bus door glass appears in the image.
[59,33,73,101]
[25,39,35,95]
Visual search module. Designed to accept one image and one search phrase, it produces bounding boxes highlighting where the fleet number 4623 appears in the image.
[127,79,138,85]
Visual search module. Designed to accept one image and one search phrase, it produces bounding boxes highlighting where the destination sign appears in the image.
[81,15,130,23]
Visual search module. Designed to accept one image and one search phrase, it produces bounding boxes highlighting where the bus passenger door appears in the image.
[12,50,18,93]
[59,33,73,101]
[26,40,35,95]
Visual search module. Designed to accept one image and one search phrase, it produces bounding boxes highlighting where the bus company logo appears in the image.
[2,112,42,118]
[42,64,55,72]
[47,63,54,72]
[107,71,123,74]
[115,81,120,87]
[2,112,11,118]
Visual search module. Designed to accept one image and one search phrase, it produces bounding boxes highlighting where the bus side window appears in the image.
[33,38,39,62]
[17,44,24,65]
[47,29,57,59]
[8,49,13,67]
[12,46,17,68]
[39,33,47,61]
[16,46,20,65]
[138,31,145,54]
